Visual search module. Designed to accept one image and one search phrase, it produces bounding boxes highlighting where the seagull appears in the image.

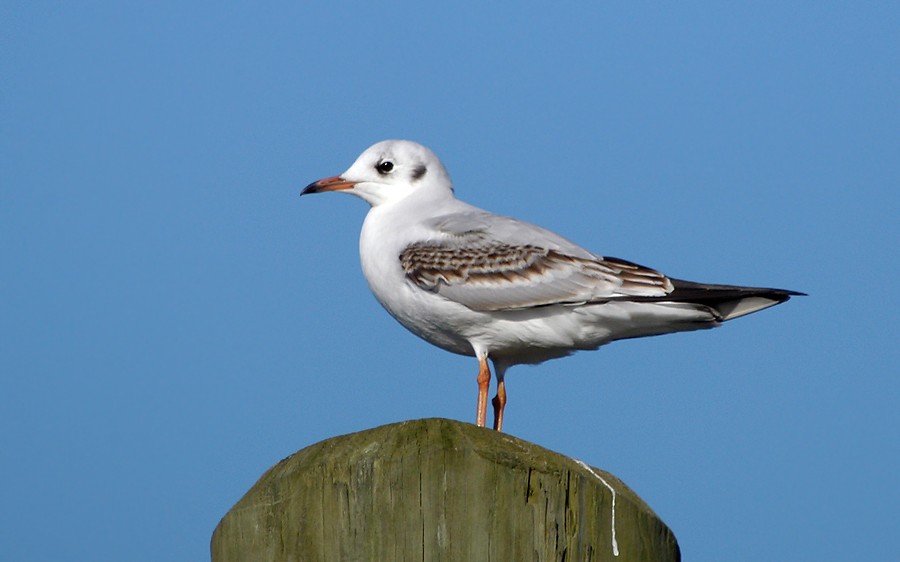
[302,140,803,431]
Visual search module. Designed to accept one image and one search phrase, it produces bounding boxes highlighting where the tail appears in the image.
[663,279,805,321]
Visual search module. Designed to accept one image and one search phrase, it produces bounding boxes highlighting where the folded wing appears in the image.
[401,210,803,316]
[401,211,673,311]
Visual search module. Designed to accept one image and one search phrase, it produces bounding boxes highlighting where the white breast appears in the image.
[359,204,479,357]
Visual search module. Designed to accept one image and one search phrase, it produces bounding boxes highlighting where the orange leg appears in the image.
[475,355,491,427]
[491,378,506,432]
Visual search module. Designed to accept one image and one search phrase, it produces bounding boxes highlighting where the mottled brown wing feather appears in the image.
[399,242,673,311]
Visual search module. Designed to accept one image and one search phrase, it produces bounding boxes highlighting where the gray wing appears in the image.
[401,211,673,312]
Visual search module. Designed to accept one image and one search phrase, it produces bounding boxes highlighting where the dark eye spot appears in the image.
[376,160,394,174]
[411,165,426,181]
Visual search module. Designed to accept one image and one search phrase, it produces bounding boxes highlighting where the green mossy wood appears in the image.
[211,418,679,562]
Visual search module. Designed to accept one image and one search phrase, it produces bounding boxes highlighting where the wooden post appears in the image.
[211,418,680,561]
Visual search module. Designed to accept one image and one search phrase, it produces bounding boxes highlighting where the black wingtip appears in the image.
[658,279,804,320]
[668,279,805,300]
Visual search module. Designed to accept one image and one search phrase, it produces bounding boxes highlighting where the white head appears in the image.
[302,140,453,207]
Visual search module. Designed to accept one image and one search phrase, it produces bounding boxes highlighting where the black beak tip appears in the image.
[300,181,320,196]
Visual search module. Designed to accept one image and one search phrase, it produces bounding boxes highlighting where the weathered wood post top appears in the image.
[211,418,679,561]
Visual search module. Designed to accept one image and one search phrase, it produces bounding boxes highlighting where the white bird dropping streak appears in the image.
[575,459,619,557]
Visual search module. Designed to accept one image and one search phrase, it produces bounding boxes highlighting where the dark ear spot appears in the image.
[411,164,427,181]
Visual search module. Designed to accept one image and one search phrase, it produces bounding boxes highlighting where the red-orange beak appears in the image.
[301,175,357,196]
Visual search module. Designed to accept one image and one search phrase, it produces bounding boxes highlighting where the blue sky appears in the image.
[2,2,898,560]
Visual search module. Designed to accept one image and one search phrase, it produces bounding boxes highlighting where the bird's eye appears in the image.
[376,160,394,174]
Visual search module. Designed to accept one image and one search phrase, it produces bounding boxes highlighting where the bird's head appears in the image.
[302,140,453,207]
